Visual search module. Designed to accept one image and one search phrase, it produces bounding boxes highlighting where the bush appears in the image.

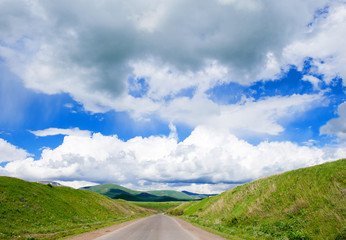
[167,208,184,216]
[335,228,346,240]
[287,230,311,240]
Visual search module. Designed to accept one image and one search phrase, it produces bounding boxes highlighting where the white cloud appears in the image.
[283,3,346,85]
[1,127,344,192]
[64,103,74,109]
[160,93,324,136]
[55,180,98,189]
[320,101,346,142]
[123,182,239,195]
[0,138,29,163]
[303,75,321,90]
[129,59,228,101]
[130,2,168,33]
[30,127,91,137]
[103,85,324,137]
[0,0,336,117]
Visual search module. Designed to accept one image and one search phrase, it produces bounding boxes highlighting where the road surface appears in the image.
[93,214,225,240]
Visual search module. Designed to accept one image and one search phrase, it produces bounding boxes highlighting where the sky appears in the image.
[0,0,345,193]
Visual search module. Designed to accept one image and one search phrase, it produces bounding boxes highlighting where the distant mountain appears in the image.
[80,184,210,202]
[182,190,217,198]
[82,183,141,198]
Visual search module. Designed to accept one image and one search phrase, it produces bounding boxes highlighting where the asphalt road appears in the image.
[94,214,199,240]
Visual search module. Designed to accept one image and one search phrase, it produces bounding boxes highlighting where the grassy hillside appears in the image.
[168,159,346,240]
[82,183,141,196]
[81,183,207,201]
[182,190,216,199]
[0,177,151,240]
[148,190,197,200]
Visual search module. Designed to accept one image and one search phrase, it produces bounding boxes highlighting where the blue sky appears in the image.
[0,0,345,193]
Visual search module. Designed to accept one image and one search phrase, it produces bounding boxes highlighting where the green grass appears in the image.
[0,177,152,240]
[130,201,183,212]
[168,159,346,240]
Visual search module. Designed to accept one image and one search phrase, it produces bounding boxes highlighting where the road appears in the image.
[94,214,225,240]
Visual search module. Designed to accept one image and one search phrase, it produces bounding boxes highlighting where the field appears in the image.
[130,201,183,212]
[168,159,346,239]
[0,177,151,240]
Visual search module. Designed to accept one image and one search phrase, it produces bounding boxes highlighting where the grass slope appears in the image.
[0,177,151,240]
[168,159,346,240]
[81,183,205,201]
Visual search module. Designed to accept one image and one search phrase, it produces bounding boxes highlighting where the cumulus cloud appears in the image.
[0,0,338,117]
[320,101,346,141]
[302,75,321,90]
[1,127,344,192]
[160,93,324,136]
[0,138,29,163]
[283,3,346,85]
[55,180,98,189]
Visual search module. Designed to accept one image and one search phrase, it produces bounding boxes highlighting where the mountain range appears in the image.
[80,183,211,202]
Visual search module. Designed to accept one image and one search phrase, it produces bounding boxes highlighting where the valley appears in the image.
[0,159,344,239]
[80,183,210,202]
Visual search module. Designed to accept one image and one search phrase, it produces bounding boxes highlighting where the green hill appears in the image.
[81,183,141,199]
[148,190,199,200]
[168,159,346,240]
[0,177,151,240]
[81,183,207,201]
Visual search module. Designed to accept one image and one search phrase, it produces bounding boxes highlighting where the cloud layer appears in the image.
[320,102,346,141]
[1,0,343,115]
[30,127,91,137]
[0,138,29,163]
[1,127,344,192]
[1,1,345,136]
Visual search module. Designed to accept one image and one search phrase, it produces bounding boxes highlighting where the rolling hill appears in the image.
[182,190,217,198]
[0,177,151,240]
[81,184,209,201]
[168,159,346,240]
